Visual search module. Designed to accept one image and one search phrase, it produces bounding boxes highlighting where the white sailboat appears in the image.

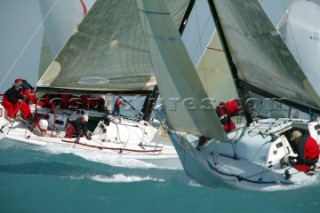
[0,0,194,169]
[138,0,320,190]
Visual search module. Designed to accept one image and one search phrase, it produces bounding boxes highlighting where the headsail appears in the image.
[137,0,226,141]
[37,0,190,94]
[210,0,320,113]
[39,0,96,58]
[196,30,238,103]
[38,32,53,78]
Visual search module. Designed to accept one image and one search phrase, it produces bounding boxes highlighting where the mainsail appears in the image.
[37,0,190,94]
[210,0,320,114]
[277,0,320,98]
[194,0,266,104]
[137,0,226,141]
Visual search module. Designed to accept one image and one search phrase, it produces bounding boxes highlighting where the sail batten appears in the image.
[210,0,320,113]
[137,0,226,141]
[37,0,190,94]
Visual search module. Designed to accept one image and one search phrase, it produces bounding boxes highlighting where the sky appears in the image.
[0,0,319,93]
[0,0,43,92]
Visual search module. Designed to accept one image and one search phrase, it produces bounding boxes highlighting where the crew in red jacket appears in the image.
[197,99,241,150]
[215,99,241,132]
[2,83,32,119]
[112,97,124,116]
[289,130,320,173]
[65,115,91,141]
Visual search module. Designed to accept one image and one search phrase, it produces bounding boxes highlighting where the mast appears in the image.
[179,0,196,33]
[142,0,196,121]
[207,0,253,124]
[142,85,159,121]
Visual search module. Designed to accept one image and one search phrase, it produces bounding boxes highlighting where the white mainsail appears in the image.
[277,0,320,97]
[211,0,320,111]
[37,0,190,94]
[137,0,226,141]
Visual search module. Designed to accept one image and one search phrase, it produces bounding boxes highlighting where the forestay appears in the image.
[137,0,226,141]
[211,0,320,111]
[37,0,190,94]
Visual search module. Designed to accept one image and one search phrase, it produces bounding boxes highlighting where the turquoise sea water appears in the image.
[1,143,319,213]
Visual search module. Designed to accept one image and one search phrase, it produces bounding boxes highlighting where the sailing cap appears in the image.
[13,83,22,89]
[291,130,302,141]
[14,78,22,83]
[83,115,89,122]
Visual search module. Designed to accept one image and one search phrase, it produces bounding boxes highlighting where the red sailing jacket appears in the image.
[216,99,241,132]
[294,135,320,173]
[115,98,124,107]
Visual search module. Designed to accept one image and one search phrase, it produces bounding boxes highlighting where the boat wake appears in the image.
[91,174,165,183]
[0,143,190,186]
[262,178,320,192]
[40,144,159,169]
[0,139,177,170]
[187,180,202,187]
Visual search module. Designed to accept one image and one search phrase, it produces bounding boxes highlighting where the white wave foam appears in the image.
[91,174,165,183]
[188,180,202,187]
[40,144,159,169]
[262,178,320,192]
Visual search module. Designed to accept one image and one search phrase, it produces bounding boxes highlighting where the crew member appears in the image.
[2,83,32,119]
[288,130,320,173]
[197,99,241,150]
[112,96,124,116]
[65,115,91,140]
[15,78,36,103]
[215,99,241,132]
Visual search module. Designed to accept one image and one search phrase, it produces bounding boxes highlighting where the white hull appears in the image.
[170,118,320,190]
[0,105,181,170]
